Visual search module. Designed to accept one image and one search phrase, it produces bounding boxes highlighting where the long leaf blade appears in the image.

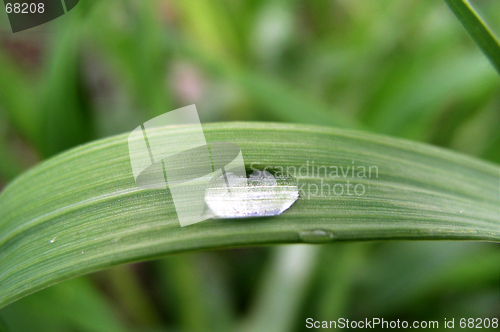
[0,122,498,308]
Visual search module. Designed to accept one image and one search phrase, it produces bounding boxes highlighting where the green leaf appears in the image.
[162,34,360,129]
[0,315,8,332]
[445,0,500,74]
[0,276,128,332]
[0,130,26,181]
[0,122,498,308]
[0,53,39,146]
[156,252,235,331]
[239,246,318,332]
[37,16,93,157]
[85,0,173,120]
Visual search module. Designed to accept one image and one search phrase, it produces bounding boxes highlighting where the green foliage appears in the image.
[0,122,498,309]
[445,0,500,74]
[0,0,499,330]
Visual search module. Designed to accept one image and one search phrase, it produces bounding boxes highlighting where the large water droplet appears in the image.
[204,170,299,218]
[298,229,336,243]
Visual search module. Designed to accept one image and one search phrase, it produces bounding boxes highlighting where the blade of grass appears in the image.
[173,40,360,128]
[358,242,499,316]
[0,108,31,183]
[400,248,500,312]
[159,254,214,331]
[83,1,359,128]
[482,129,500,163]
[239,245,318,332]
[83,0,173,120]
[157,253,234,332]
[0,316,7,332]
[0,53,39,147]
[0,137,25,181]
[38,10,93,157]
[171,0,242,61]
[0,122,498,309]
[0,277,128,332]
[103,265,161,327]
[449,96,500,158]
[314,243,369,320]
[364,51,498,139]
[445,0,500,74]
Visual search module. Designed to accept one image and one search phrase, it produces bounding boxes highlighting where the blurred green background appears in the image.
[0,0,499,331]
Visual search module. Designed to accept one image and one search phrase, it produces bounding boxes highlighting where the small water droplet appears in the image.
[205,170,299,218]
[81,251,85,254]
[299,229,336,243]
[49,237,56,244]
[459,210,463,214]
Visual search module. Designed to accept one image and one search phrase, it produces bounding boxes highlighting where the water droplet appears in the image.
[205,170,299,218]
[49,237,56,243]
[298,229,336,243]
[81,251,85,254]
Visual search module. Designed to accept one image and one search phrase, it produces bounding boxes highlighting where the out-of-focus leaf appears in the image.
[38,12,93,157]
[365,51,498,139]
[0,142,24,181]
[0,277,128,332]
[0,53,39,146]
[170,37,360,128]
[358,241,500,316]
[156,253,234,332]
[103,265,161,326]
[239,246,318,332]
[172,0,242,60]
[85,0,172,120]
[314,243,369,319]
[0,315,8,332]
